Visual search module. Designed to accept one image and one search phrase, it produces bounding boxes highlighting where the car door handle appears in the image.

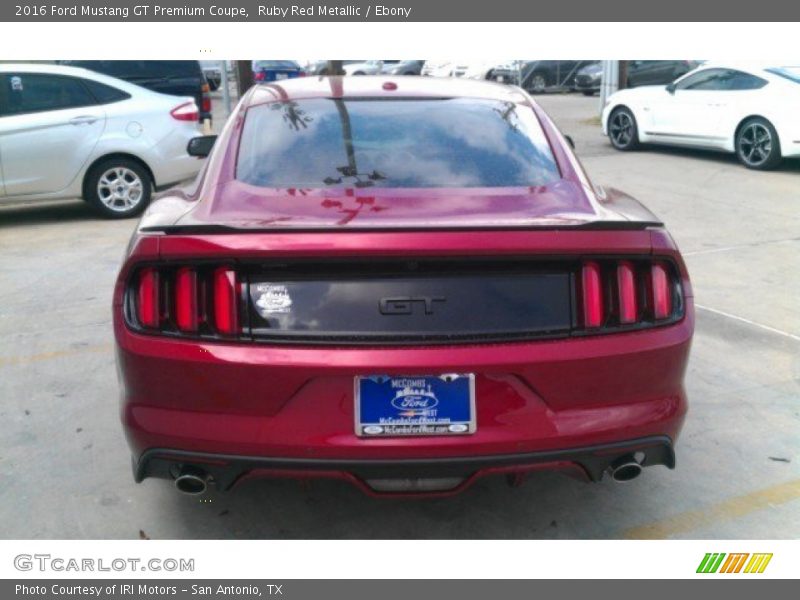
[69,115,99,125]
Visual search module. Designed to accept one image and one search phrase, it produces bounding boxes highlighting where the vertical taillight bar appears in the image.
[617,261,638,324]
[137,268,160,328]
[213,267,239,335]
[581,261,604,328]
[651,262,673,320]
[175,267,199,332]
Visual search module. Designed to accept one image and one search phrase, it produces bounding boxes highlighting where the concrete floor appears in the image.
[0,92,798,539]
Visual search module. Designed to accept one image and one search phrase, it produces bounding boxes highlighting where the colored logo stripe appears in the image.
[697,553,726,573]
[697,553,772,574]
[744,553,773,573]
[719,553,749,573]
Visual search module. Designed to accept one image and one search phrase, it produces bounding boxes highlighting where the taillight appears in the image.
[137,268,160,328]
[170,101,199,121]
[201,86,211,114]
[213,268,239,335]
[650,262,673,320]
[254,71,265,81]
[617,261,638,324]
[580,258,680,332]
[581,261,603,328]
[175,267,198,332]
[130,265,240,337]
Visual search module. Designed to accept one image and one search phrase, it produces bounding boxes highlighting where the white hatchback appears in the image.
[0,63,203,217]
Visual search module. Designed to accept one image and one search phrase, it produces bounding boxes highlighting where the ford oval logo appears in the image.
[390,395,439,411]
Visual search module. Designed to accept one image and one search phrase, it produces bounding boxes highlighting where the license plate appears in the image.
[275,72,288,80]
[355,374,475,437]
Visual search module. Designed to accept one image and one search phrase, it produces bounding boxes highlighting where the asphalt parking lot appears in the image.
[1,91,798,540]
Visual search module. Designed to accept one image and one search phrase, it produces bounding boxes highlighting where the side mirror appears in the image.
[187,135,217,158]
[666,82,677,94]
[564,135,575,149]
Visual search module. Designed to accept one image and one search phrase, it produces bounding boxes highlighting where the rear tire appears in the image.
[608,107,640,151]
[582,90,596,96]
[735,117,782,170]
[84,157,152,219]
[528,72,547,94]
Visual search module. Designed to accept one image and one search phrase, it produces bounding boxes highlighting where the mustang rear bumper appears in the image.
[117,298,692,495]
[135,435,675,496]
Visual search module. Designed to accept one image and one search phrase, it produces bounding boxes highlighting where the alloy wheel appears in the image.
[97,167,144,212]
[738,123,773,167]
[610,111,635,148]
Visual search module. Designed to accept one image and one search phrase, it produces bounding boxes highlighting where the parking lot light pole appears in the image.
[599,60,619,114]
[221,60,232,115]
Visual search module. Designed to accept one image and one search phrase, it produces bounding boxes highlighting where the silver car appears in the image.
[0,63,203,218]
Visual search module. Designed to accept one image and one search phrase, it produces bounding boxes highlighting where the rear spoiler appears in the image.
[140,220,663,235]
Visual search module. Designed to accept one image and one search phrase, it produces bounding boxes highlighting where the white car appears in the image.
[421,61,457,77]
[602,63,800,170]
[462,61,516,81]
[0,63,203,217]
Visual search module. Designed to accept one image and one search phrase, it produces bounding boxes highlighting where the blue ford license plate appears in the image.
[355,374,476,437]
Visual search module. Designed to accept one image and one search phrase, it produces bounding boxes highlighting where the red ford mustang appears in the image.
[113,76,693,497]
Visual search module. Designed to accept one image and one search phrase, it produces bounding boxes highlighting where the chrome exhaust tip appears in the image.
[174,466,208,495]
[610,456,643,482]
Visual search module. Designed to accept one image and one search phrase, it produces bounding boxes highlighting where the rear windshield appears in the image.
[237,98,560,188]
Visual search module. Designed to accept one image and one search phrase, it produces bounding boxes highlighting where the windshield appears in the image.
[766,66,800,84]
[236,98,560,189]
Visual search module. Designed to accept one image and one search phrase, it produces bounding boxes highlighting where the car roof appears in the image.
[247,75,532,106]
[689,61,797,78]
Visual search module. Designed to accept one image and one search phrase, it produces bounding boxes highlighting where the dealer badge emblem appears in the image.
[255,284,293,316]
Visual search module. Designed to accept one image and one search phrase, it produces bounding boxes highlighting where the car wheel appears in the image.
[353,71,365,76]
[84,158,152,219]
[582,90,595,96]
[735,117,782,170]
[528,73,547,94]
[608,107,640,151]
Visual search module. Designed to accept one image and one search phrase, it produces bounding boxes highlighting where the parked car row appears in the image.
[266,60,426,77]
[575,60,701,96]
[2,59,793,224]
